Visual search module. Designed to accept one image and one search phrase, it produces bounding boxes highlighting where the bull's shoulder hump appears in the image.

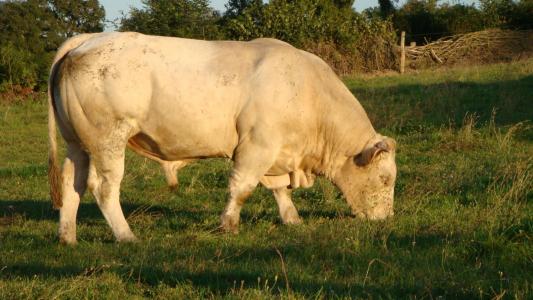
[249,38,293,48]
[298,49,334,70]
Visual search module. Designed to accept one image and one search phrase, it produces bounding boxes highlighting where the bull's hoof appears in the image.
[282,215,302,225]
[281,208,302,225]
[59,236,77,245]
[58,223,77,245]
[220,214,240,234]
[116,232,138,243]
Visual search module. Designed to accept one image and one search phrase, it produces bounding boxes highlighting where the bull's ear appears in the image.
[354,139,393,166]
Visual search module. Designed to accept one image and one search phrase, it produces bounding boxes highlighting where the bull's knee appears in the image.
[221,175,257,233]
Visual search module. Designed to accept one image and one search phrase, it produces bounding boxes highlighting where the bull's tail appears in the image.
[48,80,62,209]
[48,33,98,209]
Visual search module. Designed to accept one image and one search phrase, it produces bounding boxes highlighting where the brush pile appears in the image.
[406,29,533,69]
[306,36,398,75]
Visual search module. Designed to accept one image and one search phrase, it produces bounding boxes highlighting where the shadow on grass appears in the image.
[2,235,485,298]
[351,76,533,133]
[0,197,307,235]
[0,199,218,226]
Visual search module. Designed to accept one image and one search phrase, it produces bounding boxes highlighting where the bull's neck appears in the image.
[310,91,376,179]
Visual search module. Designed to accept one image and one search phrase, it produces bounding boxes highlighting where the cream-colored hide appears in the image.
[48,32,397,244]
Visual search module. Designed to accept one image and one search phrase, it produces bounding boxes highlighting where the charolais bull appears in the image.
[48,32,397,244]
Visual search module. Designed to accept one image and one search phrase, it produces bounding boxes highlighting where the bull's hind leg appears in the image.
[58,143,89,244]
[160,160,189,189]
[87,123,136,242]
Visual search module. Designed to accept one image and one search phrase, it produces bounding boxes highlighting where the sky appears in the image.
[101,0,477,31]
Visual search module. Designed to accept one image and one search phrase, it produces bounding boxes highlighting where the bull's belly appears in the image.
[129,121,238,161]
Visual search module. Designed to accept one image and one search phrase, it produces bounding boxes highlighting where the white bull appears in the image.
[48,32,397,244]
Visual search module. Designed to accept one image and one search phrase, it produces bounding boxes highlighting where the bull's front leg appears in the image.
[272,187,302,224]
[260,175,302,225]
[221,138,279,233]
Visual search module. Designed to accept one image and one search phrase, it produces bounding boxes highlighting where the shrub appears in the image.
[0,43,38,89]
[224,0,398,74]
[0,0,105,91]
[120,0,224,40]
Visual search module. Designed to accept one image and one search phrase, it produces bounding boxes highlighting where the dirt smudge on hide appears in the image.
[218,73,238,86]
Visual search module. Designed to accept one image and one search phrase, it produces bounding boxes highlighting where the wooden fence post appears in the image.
[400,31,405,74]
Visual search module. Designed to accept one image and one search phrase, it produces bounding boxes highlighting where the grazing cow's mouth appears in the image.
[348,188,395,220]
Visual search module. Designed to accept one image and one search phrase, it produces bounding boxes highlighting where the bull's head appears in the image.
[334,135,397,220]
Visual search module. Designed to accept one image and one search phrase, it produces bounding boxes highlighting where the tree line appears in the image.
[374,0,532,44]
[1,0,531,91]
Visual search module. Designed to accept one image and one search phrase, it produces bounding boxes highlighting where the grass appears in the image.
[0,60,532,299]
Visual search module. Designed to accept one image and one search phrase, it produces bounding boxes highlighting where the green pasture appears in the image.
[0,61,531,299]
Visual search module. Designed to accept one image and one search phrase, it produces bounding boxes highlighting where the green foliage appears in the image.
[378,0,395,18]
[332,0,355,9]
[392,0,483,42]
[120,0,223,40]
[1,59,532,298]
[374,0,533,44]
[0,0,61,89]
[49,0,105,37]
[223,0,398,73]
[0,0,105,90]
[224,0,263,18]
[0,42,38,88]
[224,0,353,46]
[480,0,533,30]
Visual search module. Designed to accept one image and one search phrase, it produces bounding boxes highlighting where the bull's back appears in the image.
[56,33,292,160]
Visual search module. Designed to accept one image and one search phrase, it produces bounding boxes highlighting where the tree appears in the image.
[224,0,358,45]
[378,0,395,18]
[49,0,105,38]
[0,0,106,90]
[224,0,263,18]
[120,0,223,40]
[332,0,355,9]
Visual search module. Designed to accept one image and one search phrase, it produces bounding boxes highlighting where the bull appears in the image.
[48,32,397,244]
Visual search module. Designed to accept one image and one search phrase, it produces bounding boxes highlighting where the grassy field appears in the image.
[1,60,532,299]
